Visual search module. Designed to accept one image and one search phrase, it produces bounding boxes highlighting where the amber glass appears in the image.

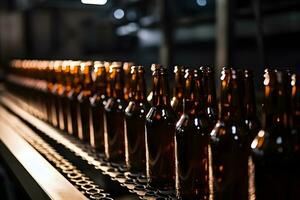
[57,60,71,131]
[66,61,81,137]
[291,73,300,140]
[46,61,55,123]
[200,66,218,126]
[51,61,63,128]
[124,66,149,173]
[145,65,177,190]
[210,68,249,200]
[123,62,134,101]
[175,69,211,199]
[146,64,162,105]
[89,61,107,151]
[252,70,300,200]
[104,63,127,162]
[77,61,93,142]
[171,66,185,118]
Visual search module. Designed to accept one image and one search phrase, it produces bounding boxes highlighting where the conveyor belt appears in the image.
[0,92,176,200]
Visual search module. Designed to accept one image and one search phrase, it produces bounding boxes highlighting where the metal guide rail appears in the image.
[0,105,112,200]
[0,107,87,200]
[0,92,176,200]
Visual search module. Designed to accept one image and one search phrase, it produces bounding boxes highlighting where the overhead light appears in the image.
[196,0,207,6]
[81,0,107,5]
[114,9,125,20]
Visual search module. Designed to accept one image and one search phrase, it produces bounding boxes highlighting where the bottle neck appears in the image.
[152,69,170,106]
[94,69,107,96]
[184,70,205,115]
[243,76,257,118]
[220,71,243,122]
[173,71,185,100]
[135,70,147,101]
[203,71,217,109]
[111,68,125,99]
[264,72,290,130]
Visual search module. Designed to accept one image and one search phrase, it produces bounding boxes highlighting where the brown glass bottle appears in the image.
[66,61,81,137]
[242,70,260,142]
[89,61,107,151]
[200,66,218,126]
[210,68,249,200]
[51,61,63,128]
[46,61,55,124]
[77,61,93,142]
[57,60,71,131]
[171,66,185,118]
[104,63,127,162]
[124,66,150,173]
[252,70,299,200]
[290,73,300,200]
[145,65,177,190]
[175,69,211,199]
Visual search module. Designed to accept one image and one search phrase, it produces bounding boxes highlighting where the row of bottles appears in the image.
[7,59,300,200]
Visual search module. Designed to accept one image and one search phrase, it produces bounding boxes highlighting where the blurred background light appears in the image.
[81,0,107,5]
[196,0,207,6]
[114,9,125,20]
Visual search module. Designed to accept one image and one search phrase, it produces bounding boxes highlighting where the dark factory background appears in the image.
[0,1,300,200]
[1,0,300,76]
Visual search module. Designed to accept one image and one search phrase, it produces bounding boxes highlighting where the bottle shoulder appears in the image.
[105,97,127,112]
[125,100,150,117]
[210,120,248,144]
[175,114,211,137]
[145,105,177,123]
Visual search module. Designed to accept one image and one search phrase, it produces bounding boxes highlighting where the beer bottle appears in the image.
[200,66,218,126]
[171,66,185,117]
[77,61,93,142]
[251,70,296,199]
[145,64,177,190]
[66,61,81,137]
[104,62,127,162]
[51,60,63,128]
[124,66,150,173]
[58,60,71,131]
[210,67,249,200]
[46,61,55,124]
[242,70,260,142]
[175,69,211,199]
[89,61,107,151]
[290,73,300,199]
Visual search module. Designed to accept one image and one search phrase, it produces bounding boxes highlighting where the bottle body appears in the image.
[175,114,210,199]
[77,93,91,142]
[104,97,127,162]
[89,94,106,151]
[210,68,249,200]
[252,70,300,200]
[125,100,149,173]
[145,105,176,189]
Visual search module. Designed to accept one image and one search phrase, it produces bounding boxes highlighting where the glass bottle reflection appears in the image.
[104,62,127,162]
[175,69,211,199]
[77,61,93,142]
[171,66,185,118]
[89,61,107,151]
[124,66,149,173]
[210,68,249,200]
[145,64,177,190]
